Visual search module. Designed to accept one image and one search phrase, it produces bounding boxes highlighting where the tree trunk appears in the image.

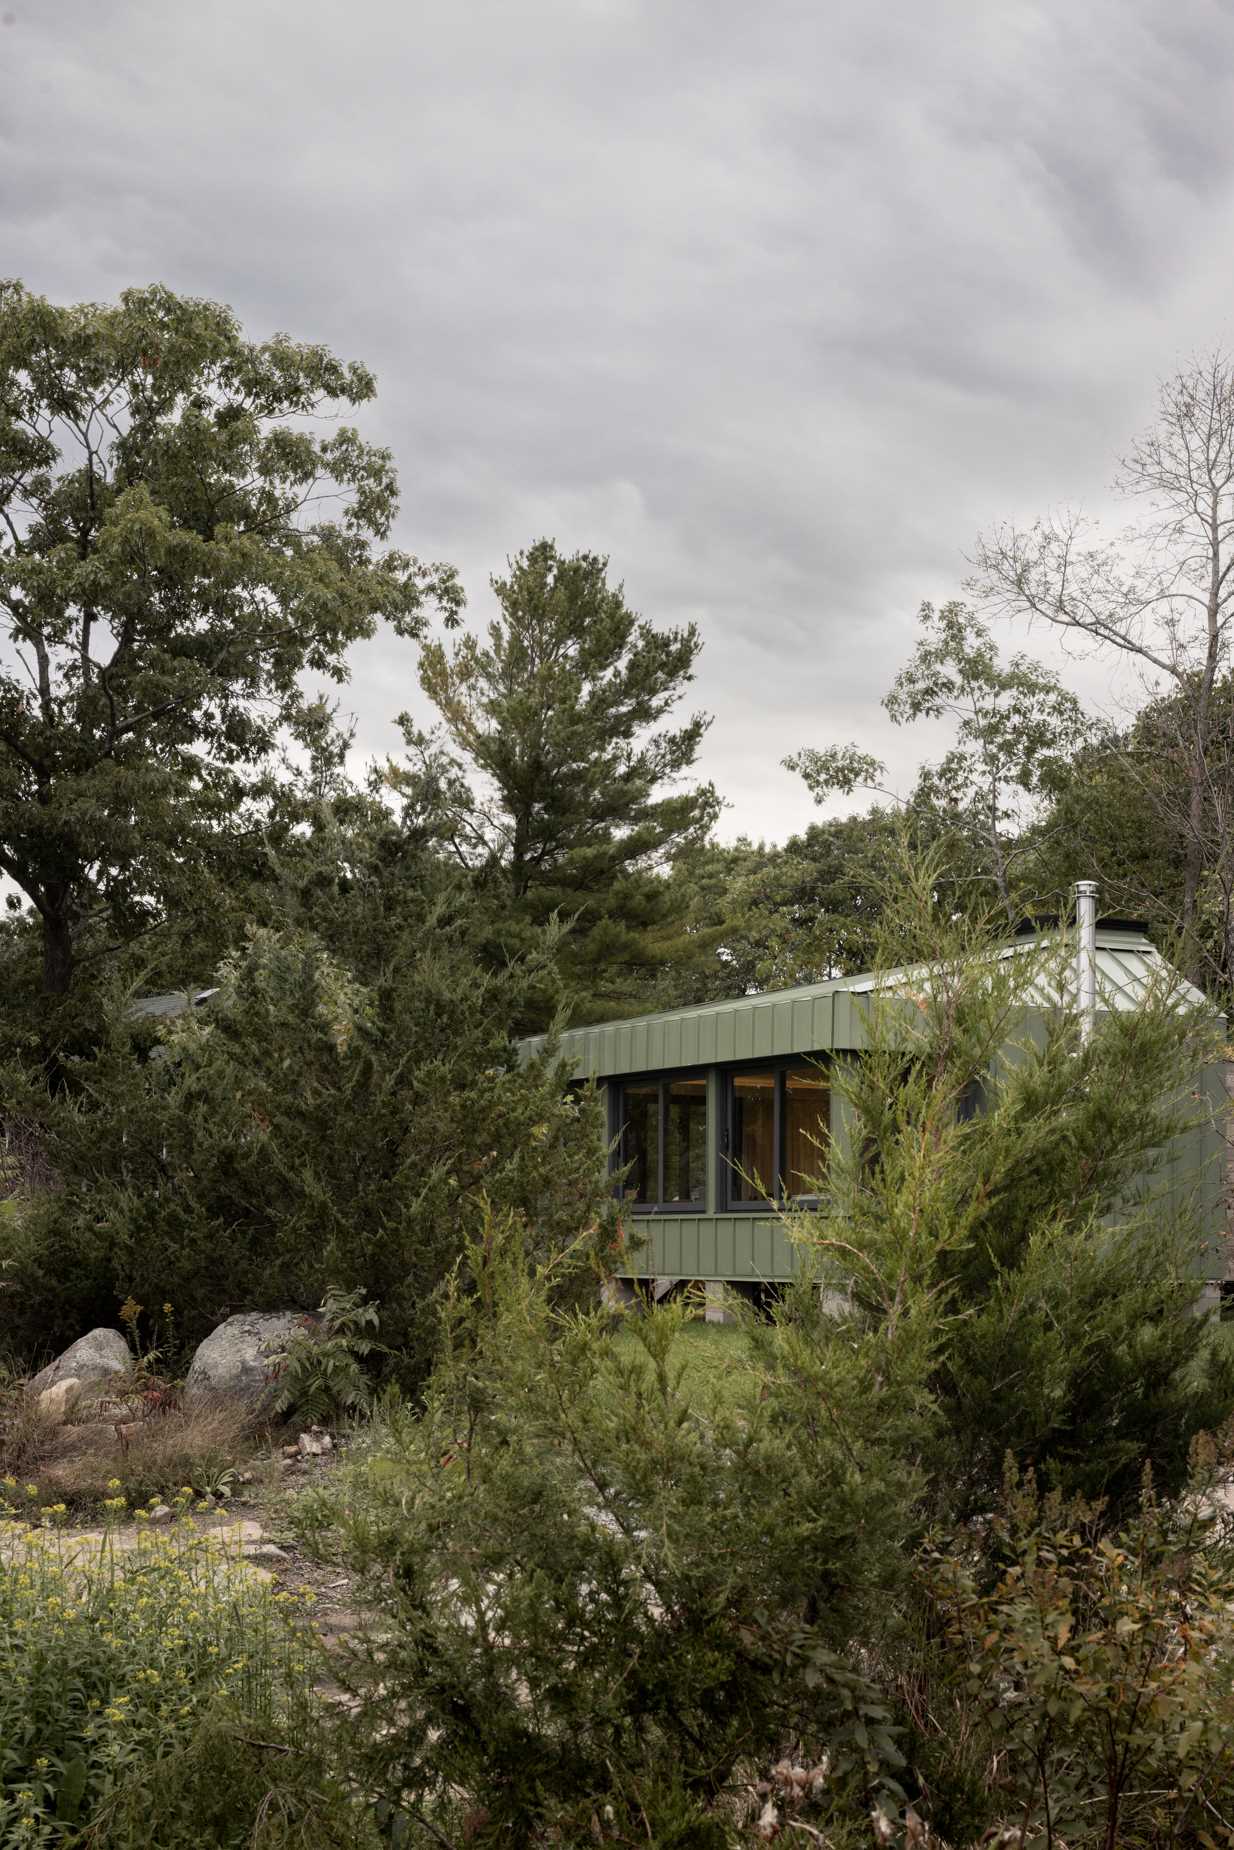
[1182,748,1208,983]
[41,907,74,998]
[1181,489,1225,985]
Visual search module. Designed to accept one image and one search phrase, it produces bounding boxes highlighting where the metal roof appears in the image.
[521,925,1207,1081]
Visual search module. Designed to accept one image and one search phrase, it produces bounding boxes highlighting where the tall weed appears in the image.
[0,1521,363,1847]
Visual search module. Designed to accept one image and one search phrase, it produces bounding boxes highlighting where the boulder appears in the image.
[35,1377,81,1423]
[27,1328,131,1400]
[183,1311,304,1407]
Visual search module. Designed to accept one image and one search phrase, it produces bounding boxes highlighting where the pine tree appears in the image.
[396,539,718,1028]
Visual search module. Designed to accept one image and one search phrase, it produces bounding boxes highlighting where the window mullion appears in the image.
[658,1080,667,1208]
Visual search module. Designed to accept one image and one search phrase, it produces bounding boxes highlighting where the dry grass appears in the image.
[1,1391,262,1510]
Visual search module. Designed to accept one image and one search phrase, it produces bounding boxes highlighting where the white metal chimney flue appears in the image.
[1075,880,1098,1044]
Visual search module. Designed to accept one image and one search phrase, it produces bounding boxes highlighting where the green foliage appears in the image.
[647,805,989,1010]
[272,1288,383,1426]
[788,601,1092,922]
[5,924,615,1388]
[974,354,1234,998]
[784,844,1234,1520]
[919,1456,1234,1850]
[0,280,460,1015]
[0,1522,361,1847]
[292,1210,928,1845]
[397,538,719,1027]
[1024,676,1234,999]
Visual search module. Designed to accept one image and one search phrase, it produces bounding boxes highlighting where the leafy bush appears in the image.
[785,853,1234,1520]
[917,1453,1234,1850]
[281,866,1234,1844]
[0,1520,364,1847]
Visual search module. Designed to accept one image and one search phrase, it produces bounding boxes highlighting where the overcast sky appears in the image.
[6,0,1234,839]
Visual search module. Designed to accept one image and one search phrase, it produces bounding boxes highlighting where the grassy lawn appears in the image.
[607,1316,761,1412]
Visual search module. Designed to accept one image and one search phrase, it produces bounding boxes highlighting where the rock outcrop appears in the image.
[27,1328,131,1399]
[183,1311,305,1407]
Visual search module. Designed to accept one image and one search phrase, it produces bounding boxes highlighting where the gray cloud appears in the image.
[5,0,1234,837]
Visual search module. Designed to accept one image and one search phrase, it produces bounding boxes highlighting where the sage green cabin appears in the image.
[521,921,1231,1298]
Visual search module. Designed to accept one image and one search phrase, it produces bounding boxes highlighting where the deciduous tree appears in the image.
[0,281,458,1017]
[787,602,1091,921]
[974,353,1234,982]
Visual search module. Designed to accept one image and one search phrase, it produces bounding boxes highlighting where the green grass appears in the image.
[608,1317,761,1412]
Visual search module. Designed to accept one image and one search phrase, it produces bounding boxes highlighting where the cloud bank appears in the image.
[5,0,1234,836]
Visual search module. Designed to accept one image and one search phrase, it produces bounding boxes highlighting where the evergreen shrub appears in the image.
[3,928,615,1389]
[291,1212,930,1846]
[783,855,1234,1519]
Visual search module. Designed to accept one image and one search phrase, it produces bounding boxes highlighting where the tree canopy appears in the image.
[0,281,459,1013]
[397,538,718,1027]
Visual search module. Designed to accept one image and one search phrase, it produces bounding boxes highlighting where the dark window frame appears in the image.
[610,1069,709,1215]
[718,1055,830,1212]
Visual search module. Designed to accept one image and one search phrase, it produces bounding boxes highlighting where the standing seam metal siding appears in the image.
[623,1213,800,1283]
[519,929,1228,1285]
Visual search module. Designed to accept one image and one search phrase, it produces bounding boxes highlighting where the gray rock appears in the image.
[35,1377,81,1423]
[27,1328,131,1399]
[183,1311,305,1407]
[147,1504,173,1526]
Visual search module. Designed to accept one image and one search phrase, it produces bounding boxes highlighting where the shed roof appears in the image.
[520,924,1206,1081]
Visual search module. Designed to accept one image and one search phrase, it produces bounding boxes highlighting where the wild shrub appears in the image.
[0,1521,363,1847]
[4,927,615,1389]
[283,856,1234,1843]
[783,849,1234,1520]
[291,1211,929,1846]
[916,1452,1234,1850]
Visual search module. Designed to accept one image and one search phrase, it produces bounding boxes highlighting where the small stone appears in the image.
[297,1428,332,1457]
[36,1377,81,1423]
[243,1542,289,1562]
[147,1504,173,1526]
[213,1519,263,1547]
[235,1471,254,1485]
[282,1444,300,1459]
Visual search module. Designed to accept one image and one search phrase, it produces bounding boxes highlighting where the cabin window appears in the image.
[615,1074,707,1211]
[723,1060,829,1207]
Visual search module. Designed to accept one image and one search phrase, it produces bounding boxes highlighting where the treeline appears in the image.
[4,283,1234,1052]
[2,280,1234,1370]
